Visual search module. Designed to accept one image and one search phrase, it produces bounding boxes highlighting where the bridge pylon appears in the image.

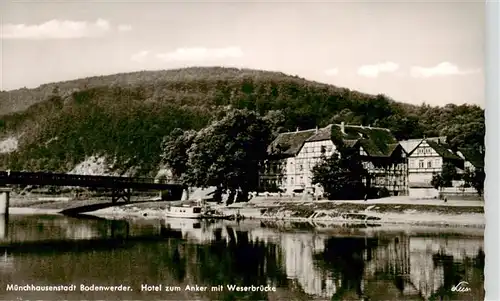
[111,187,132,204]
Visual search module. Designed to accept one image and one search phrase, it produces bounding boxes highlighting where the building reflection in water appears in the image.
[271,231,483,300]
[0,216,484,301]
[163,220,484,300]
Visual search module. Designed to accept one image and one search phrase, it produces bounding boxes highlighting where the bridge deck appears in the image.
[0,171,183,191]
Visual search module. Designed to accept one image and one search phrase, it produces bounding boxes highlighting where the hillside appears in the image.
[0,67,349,115]
[0,67,485,176]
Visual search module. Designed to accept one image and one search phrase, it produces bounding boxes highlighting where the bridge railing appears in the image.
[0,171,178,187]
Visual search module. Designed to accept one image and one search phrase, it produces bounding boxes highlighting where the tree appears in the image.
[464,168,485,196]
[51,85,60,96]
[161,128,197,180]
[431,173,444,190]
[182,109,273,204]
[262,109,286,137]
[440,162,458,187]
[472,169,485,196]
[311,152,367,200]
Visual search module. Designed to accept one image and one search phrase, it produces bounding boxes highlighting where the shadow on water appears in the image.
[158,224,291,300]
[0,216,485,301]
[59,199,168,215]
[0,217,135,254]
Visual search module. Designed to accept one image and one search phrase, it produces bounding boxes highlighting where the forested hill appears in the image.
[0,67,484,176]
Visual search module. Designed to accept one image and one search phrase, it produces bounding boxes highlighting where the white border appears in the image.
[485,1,499,300]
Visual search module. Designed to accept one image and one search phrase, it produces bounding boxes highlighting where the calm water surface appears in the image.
[0,214,484,301]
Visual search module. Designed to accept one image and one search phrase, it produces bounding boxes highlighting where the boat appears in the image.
[165,199,244,220]
[165,204,204,219]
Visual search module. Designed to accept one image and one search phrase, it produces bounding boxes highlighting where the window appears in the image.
[409,160,414,168]
[418,160,424,168]
[298,165,303,171]
[290,177,294,184]
[427,161,432,168]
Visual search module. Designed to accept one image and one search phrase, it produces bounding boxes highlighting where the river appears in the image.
[0,214,484,300]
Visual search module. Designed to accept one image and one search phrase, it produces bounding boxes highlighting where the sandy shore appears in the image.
[7,194,485,227]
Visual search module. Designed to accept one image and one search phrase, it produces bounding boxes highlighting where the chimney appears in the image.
[340,122,345,134]
[296,127,299,132]
[315,126,319,133]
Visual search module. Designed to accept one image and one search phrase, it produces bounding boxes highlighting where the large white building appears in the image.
[259,123,408,196]
[400,137,485,199]
[407,138,463,187]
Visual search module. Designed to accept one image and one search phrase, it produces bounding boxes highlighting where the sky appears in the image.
[0,0,485,107]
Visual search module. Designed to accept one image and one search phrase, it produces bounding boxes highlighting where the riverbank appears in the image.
[8,194,485,227]
[89,198,484,227]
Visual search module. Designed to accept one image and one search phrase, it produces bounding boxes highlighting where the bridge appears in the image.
[0,171,184,203]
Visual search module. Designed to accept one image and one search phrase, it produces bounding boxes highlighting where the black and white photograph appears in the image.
[0,1,486,300]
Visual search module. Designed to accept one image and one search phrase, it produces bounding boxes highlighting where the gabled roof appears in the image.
[458,148,484,168]
[387,143,402,156]
[400,136,446,153]
[416,139,462,160]
[267,129,316,157]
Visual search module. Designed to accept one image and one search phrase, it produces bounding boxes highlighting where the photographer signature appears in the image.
[451,281,471,293]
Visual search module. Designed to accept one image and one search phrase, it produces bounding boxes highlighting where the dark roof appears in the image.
[458,148,484,168]
[424,140,462,160]
[343,139,359,148]
[387,143,402,155]
[267,129,316,156]
[332,124,398,157]
[267,123,400,158]
[306,125,332,142]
